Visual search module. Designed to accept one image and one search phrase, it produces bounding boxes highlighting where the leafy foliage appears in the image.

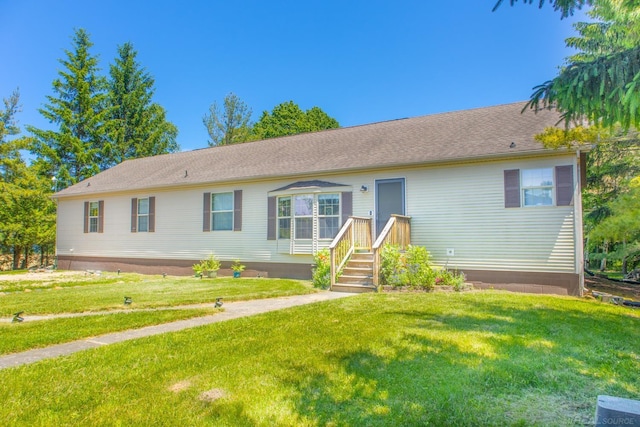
[380,244,465,291]
[106,42,179,166]
[0,90,56,269]
[203,92,253,146]
[250,101,339,140]
[312,248,331,289]
[589,176,640,271]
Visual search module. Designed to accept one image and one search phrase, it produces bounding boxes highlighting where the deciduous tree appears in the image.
[250,101,339,140]
[203,93,252,146]
[0,90,56,269]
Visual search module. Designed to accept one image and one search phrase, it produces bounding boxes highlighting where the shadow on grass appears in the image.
[290,294,640,426]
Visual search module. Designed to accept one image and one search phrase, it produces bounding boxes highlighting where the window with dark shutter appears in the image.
[504,169,521,208]
[555,165,574,206]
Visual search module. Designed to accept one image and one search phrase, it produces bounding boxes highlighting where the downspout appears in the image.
[574,149,585,296]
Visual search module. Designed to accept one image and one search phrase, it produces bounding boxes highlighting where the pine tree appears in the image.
[107,42,178,165]
[27,28,110,188]
[497,0,640,129]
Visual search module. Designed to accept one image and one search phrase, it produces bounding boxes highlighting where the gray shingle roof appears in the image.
[55,102,566,198]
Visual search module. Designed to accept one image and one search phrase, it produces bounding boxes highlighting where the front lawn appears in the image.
[0,272,315,354]
[0,272,315,315]
[0,308,216,355]
[1,291,638,425]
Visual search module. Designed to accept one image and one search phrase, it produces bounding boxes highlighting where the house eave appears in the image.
[52,147,573,200]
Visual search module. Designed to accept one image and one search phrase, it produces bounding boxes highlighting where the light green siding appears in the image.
[56,154,580,274]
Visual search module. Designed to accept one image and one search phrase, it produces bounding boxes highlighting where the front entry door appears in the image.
[375,178,405,236]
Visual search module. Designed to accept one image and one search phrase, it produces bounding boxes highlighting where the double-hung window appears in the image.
[294,195,314,239]
[203,191,242,232]
[137,198,149,232]
[522,168,554,207]
[278,197,291,239]
[84,200,104,233]
[318,194,340,238]
[88,202,100,232]
[131,197,155,233]
[211,192,233,231]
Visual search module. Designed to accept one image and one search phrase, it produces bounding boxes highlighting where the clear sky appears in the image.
[1,0,586,152]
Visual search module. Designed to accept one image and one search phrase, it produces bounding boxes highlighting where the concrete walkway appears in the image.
[0,291,356,370]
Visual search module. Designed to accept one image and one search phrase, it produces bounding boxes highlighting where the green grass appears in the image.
[1,291,639,425]
[0,273,315,316]
[0,308,216,355]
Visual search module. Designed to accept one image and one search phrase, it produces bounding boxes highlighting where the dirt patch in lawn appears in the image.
[199,388,226,402]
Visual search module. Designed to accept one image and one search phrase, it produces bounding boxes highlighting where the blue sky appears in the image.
[1,1,586,152]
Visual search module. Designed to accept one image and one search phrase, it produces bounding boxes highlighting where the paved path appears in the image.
[0,291,356,370]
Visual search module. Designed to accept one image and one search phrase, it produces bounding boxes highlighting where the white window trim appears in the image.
[137,198,149,232]
[277,193,341,241]
[88,201,100,233]
[522,168,555,207]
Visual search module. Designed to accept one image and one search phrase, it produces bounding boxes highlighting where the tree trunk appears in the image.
[21,246,30,269]
[12,246,21,270]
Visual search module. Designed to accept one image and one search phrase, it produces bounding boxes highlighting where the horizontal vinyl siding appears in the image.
[56,154,577,274]
[406,156,577,273]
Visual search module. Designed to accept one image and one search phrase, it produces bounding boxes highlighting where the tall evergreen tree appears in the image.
[27,28,109,189]
[496,0,640,129]
[107,42,178,165]
[203,93,252,147]
[0,89,23,182]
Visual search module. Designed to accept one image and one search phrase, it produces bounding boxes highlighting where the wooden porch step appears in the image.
[331,283,377,293]
[338,274,373,285]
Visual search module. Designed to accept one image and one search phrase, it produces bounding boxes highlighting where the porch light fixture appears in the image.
[360,185,368,192]
[510,142,516,148]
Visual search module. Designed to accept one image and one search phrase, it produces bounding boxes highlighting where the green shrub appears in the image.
[312,249,331,289]
[405,245,435,290]
[380,244,466,291]
[435,268,467,291]
[380,244,406,287]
